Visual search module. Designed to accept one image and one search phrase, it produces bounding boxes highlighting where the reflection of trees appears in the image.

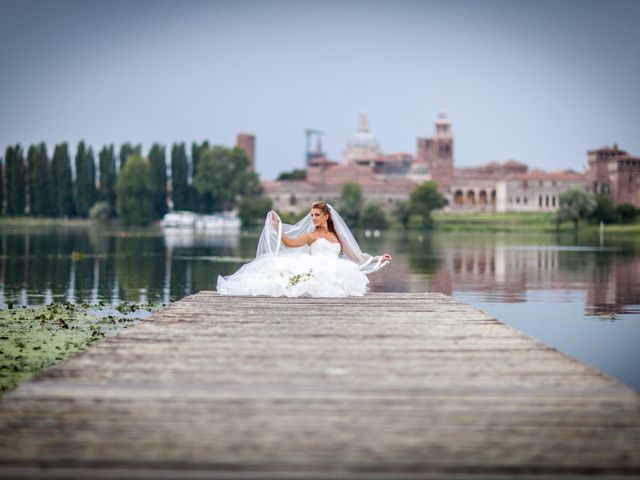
[97,257,116,303]
[556,250,598,274]
[4,234,28,289]
[115,236,165,302]
[169,258,188,300]
[1,229,97,304]
[87,225,112,253]
[239,235,259,259]
[190,260,216,294]
[215,261,245,281]
[3,226,640,314]
[72,255,96,303]
[407,233,443,275]
[553,231,594,250]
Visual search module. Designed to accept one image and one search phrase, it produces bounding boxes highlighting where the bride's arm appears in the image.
[281,232,311,247]
[270,212,311,248]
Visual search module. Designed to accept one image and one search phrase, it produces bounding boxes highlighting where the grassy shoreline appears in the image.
[431,212,640,233]
[0,216,93,227]
[2,213,639,234]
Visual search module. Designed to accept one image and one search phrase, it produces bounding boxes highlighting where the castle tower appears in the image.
[236,133,256,171]
[417,109,454,193]
[587,145,626,195]
[608,155,640,206]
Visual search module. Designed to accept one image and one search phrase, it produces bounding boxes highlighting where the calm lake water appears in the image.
[1,224,639,390]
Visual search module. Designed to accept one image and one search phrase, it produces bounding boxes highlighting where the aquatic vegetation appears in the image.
[0,302,162,392]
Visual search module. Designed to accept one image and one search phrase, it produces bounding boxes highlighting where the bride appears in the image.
[216,201,392,297]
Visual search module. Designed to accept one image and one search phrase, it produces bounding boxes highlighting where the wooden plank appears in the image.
[0,292,638,479]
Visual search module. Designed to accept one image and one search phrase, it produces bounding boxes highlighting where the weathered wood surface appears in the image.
[0,292,638,479]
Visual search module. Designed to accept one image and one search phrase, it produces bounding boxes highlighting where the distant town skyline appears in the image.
[1,0,639,180]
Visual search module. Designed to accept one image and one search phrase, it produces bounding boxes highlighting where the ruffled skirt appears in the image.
[216,253,369,297]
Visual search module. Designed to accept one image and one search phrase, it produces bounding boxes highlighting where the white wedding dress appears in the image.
[216,206,388,298]
[216,237,369,297]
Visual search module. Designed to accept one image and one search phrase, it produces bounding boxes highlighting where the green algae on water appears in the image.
[0,302,161,392]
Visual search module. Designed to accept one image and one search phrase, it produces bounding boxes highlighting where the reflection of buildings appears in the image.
[1,229,639,316]
[439,243,563,303]
[407,237,640,315]
[264,112,640,214]
[587,255,640,315]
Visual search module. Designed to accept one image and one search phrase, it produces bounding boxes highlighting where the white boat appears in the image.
[161,211,240,234]
[161,211,197,228]
[197,214,241,233]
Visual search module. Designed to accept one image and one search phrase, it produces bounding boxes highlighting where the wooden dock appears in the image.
[0,292,639,479]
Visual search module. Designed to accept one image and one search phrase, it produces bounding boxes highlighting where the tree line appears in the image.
[0,141,261,225]
[338,181,445,230]
[274,181,446,230]
[555,189,638,229]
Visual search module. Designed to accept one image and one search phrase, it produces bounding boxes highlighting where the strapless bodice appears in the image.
[310,237,340,256]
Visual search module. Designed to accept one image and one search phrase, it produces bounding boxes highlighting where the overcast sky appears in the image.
[1,0,639,180]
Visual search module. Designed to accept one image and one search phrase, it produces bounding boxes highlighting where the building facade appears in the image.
[260,114,639,215]
[416,109,454,193]
[585,145,640,206]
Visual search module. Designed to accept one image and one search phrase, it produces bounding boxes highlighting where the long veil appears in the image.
[257,204,388,274]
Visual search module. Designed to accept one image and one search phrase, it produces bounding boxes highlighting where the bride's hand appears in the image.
[382,253,392,262]
[270,211,279,228]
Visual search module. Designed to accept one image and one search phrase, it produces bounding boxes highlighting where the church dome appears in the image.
[348,115,379,149]
[349,115,378,148]
[348,130,378,149]
[343,114,381,164]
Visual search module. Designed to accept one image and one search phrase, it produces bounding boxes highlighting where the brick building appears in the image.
[260,113,639,215]
[236,133,256,171]
[586,145,640,206]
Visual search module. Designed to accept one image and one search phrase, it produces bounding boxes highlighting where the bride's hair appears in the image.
[312,201,342,252]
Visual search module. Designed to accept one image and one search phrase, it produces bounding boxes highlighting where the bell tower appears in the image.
[418,109,454,193]
[236,133,255,171]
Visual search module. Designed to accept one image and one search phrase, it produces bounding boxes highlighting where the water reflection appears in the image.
[399,232,640,315]
[0,227,639,317]
[0,227,250,308]
[2,225,638,390]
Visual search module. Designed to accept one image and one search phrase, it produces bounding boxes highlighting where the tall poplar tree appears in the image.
[74,141,97,217]
[119,143,142,171]
[116,155,154,226]
[0,155,4,215]
[5,144,26,215]
[29,143,53,216]
[99,145,117,216]
[51,143,75,217]
[26,144,38,214]
[190,141,210,212]
[170,142,190,210]
[148,143,167,219]
[191,140,209,179]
